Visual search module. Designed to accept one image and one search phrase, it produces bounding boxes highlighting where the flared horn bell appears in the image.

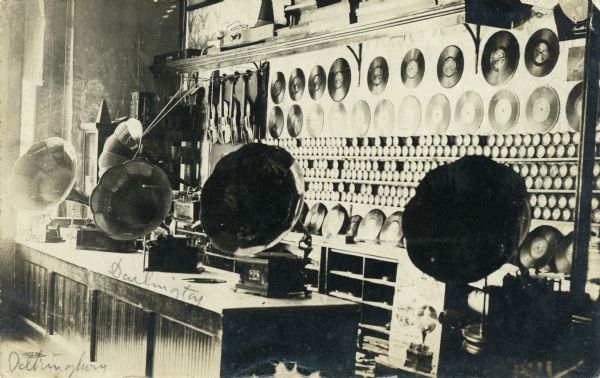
[9,137,89,211]
[200,144,305,256]
[90,159,172,241]
[97,118,143,177]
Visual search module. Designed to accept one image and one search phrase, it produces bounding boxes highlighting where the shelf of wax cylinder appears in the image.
[261,130,600,223]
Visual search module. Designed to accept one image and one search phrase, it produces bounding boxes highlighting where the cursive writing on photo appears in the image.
[108,259,204,306]
[9,351,107,378]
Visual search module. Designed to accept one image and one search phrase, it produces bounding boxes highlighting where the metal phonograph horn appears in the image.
[200,143,305,257]
[8,137,89,211]
[90,117,172,240]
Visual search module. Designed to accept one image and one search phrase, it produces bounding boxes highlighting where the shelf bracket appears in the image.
[347,43,363,86]
[463,23,481,74]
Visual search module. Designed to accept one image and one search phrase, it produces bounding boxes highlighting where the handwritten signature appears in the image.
[108,259,204,306]
[8,351,107,378]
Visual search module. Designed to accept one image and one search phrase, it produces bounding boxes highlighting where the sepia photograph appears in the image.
[0,0,599,377]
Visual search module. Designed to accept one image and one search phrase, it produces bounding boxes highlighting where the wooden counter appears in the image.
[14,238,360,377]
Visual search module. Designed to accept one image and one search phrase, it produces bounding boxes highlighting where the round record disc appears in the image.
[379,211,403,246]
[328,102,347,136]
[482,30,520,86]
[401,48,425,89]
[368,56,389,95]
[288,68,306,101]
[328,58,351,102]
[346,215,363,238]
[308,65,326,100]
[322,204,349,238]
[287,104,303,138]
[397,96,421,136]
[519,225,562,269]
[306,103,324,137]
[567,82,584,131]
[351,100,371,137]
[303,202,327,235]
[425,94,451,134]
[356,209,385,241]
[489,89,519,133]
[270,71,286,104]
[526,86,560,133]
[437,45,464,88]
[525,29,559,77]
[564,81,600,132]
[374,99,395,136]
[554,231,574,274]
[455,91,484,134]
[268,106,284,138]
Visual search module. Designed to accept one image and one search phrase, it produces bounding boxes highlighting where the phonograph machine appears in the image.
[8,103,315,298]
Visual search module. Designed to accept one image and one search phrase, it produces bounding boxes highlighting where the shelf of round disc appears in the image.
[304,178,419,187]
[362,300,393,311]
[295,155,455,162]
[530,219,600,229]
[330,270,364,281]
[494,157,578,163]
[359,323,390,335]
[527,189,577,194]
[330,243,403,263]
[304,200,404,215]
[329,290,363,303]
[363,277,396,288]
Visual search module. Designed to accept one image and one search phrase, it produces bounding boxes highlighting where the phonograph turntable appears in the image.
[200,143,312,297]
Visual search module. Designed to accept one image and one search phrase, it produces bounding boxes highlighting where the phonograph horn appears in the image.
[8,137,89,211]
[90,117,172,240]
[97,117,143,177]
[200,143,305,256]
[402,155,530,283]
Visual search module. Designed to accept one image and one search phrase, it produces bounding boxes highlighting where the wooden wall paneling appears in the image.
[152,314,221,378]
[52,274,90,350]
[94,292,148,376]
[16,259,49,328]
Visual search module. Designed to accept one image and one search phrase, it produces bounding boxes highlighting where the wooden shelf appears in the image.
[363,277,396,288]
[283,231,403,263]
[330,270,364,281]
[363,300,393,311]
[359,323,391,335]
[293,155,580,163]
[329,291,363,303]
[304,177,419,187]
[152,4,465,75]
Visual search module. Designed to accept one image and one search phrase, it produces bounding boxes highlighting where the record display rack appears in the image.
[164,1,600,376]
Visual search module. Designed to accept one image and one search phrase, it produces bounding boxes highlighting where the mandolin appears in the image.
[206,74,219,144]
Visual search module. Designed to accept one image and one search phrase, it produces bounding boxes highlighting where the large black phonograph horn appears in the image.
[9,137,89,211]
[402,155,531,283]
[200,143,305,256]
